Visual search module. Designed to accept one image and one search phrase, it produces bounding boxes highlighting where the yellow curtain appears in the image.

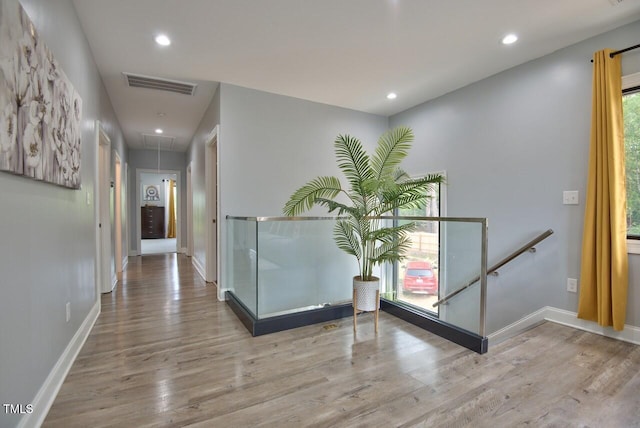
[167,179,176,238]
[577,49,628,331]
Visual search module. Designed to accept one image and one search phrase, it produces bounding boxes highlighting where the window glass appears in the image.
[383,178,442,315]
[624,89,640,239]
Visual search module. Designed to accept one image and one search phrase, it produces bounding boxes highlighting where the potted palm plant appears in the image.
[283,126,443,327]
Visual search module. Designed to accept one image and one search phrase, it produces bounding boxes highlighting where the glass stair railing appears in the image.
[226,215,491,352]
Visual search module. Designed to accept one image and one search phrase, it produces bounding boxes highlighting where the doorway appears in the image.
[186,163,193,257]
[96,122,115,294]
[114,153,123,279]
[136,169,181,255]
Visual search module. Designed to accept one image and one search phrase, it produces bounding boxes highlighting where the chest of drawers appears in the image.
[141,206,165,239]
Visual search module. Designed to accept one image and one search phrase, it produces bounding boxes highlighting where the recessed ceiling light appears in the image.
[387,92,397,100]
[155,34,171,46]
[155,128,163,134]
[157,112,166,117]
[502,34,518,45]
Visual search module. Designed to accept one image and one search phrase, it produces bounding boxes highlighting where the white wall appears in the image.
[0,1,127,426]
[390,19,640,334]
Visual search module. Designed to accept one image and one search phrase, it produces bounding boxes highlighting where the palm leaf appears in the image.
[334,220,362,260]
[282,126,443,281]
[370,235,413,265]
[369,222,416,243]
[334,134,373,194]
[377,174,443,214]
[283,176,342,216]
[378,189,428,214]
[392,167,411,183]
[410,173,445,186]
[370,126,413,181]
[315,198,361,217]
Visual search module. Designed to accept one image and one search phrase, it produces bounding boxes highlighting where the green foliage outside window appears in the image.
[625,92,640,237]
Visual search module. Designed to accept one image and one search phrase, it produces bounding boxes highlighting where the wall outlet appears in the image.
[563,191,579,205]
[567,278,578,293]
[66,302,71,322]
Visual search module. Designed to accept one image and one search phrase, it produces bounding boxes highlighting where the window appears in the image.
[624,72,640,253]
[381,173,445,315]
[625,90,640,237]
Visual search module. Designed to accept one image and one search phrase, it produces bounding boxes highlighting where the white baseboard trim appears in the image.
[488,306,640,347]
[487,307,548,345]
[130,250,139,256]
[545,307,640,346]
[192,256,206,282]
[122,256,128,271]
[111,274,118,290]
[178,247,187,254]
[19,300,100,428]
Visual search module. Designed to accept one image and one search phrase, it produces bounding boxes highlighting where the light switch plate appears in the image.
[563,191,579,205]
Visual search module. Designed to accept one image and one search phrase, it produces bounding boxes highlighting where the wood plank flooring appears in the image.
[44,254,640,427]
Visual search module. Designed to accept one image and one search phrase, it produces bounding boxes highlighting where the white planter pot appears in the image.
[353,276,380,312]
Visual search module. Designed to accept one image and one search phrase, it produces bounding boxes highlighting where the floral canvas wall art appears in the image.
[0,0,82,189]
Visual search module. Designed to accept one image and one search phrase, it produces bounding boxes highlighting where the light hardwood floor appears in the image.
[44,254,640,427]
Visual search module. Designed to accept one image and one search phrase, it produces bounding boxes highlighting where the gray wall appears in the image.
[4,4,636,428]
[127,149,187,254]
[186,83,388,296]
[217,83,389,296]
[0,0,127,426]
[390,19,640,334]
[218,83,389,216]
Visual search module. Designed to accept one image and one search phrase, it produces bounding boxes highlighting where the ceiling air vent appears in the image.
[123,72,197,96]
[142,133,176,151]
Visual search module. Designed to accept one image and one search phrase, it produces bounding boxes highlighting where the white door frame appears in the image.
[205,125,220,297]
[114,152,123,280]
[123,162,129,265]
[95,121,115,294]
[135,168,181,255]
[186,162,194,257]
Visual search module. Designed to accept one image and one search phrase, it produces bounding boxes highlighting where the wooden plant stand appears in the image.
[352,288,379,333]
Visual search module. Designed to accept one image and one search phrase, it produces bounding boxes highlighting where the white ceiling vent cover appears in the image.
[142,133,176,151]
[123,72,197,95]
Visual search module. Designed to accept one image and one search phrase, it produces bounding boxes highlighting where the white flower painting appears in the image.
[0,0,82,189]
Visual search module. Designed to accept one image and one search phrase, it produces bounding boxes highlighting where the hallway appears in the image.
[44,254,640,427]
[141,238,178,255]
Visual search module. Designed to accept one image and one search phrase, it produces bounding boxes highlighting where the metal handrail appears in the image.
[227,215,346,221]
[432,228,554,307]
[227,215,488,223]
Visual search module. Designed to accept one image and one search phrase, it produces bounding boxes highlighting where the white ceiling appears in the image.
[72,0,640,152]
